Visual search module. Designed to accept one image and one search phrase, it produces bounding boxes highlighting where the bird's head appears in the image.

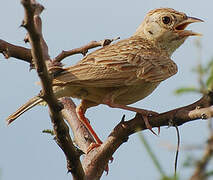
[134,8,203,56]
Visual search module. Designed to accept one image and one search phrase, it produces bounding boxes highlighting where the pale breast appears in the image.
[54,81,160,106]
[113,81,160,105]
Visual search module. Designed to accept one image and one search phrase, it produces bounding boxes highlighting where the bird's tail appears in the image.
[6,96,43,125]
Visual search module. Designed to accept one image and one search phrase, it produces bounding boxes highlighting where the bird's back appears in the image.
[53,36,177,88]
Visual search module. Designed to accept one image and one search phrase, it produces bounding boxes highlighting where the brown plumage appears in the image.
[52,36,177,105]
[7,8,203,150]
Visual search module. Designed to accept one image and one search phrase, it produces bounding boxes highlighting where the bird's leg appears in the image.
[76,99,113,173]
[103,93,160,135]
[76,100,102,153]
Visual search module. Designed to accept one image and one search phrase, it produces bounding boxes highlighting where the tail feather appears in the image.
[7,96,43,125]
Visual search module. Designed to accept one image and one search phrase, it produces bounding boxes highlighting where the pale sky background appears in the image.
[0,1,213,180]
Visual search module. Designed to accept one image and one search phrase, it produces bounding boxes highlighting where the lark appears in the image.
[7,8,203,152]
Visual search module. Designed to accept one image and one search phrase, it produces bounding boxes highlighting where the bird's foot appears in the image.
[103,97,160,135]
[76,106,103,144]
[142,112,160,135]
[86,142,102,154]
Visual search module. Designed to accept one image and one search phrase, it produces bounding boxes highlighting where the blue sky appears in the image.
[0,1,212,179]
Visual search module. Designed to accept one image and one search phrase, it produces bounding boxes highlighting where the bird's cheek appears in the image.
[144,23,161,38]
[154,28,169,41]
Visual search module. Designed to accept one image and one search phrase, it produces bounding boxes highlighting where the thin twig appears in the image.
[53,37,120,62]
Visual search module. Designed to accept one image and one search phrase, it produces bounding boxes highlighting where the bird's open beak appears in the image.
[175,16,204,37]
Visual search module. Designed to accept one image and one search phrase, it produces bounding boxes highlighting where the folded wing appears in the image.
[53,37,178,87]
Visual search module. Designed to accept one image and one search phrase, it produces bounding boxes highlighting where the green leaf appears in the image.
[182,155,195,167]
[205,170,213,177]
[207,74,213,91]
[192,64,205,75]
[204,59,213,72]
[206,59,213,91]
[138,133,166,177]
[174,87,199,95]
[42,129,55,135]
[160,175,179,180]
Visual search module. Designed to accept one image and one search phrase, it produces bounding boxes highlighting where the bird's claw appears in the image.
[86,142,101,154]
[143,113,160,136]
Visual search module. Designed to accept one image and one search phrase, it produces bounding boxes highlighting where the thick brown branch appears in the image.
[21,0,85,179]
[51,91,213,180]
[60,98,108,179]
[60,97,95,153]
[0,39,32,63]
[80,92,213,178]
[53,37,120,62]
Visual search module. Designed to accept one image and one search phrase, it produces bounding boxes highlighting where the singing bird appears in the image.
[7,8,203,151]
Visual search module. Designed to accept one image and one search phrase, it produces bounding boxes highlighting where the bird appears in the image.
[7,8,203,152]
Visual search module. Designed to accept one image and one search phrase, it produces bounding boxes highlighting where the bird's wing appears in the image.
[135,53,178,83]
[53,37,178,87]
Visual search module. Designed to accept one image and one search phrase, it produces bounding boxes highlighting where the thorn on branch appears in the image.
[2,49,10,59]
[196,106,202,109]
[201,113,208,119]
[121,115,125,123]
[81,49,88,56]
[29,62,35,70]
[168,115,179,128]
[24,34,30,43]
[100,37,120,46]
[20,20,27,28]
[38,91,44,99]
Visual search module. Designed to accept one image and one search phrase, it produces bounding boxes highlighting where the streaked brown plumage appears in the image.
[53,36,177,105]
[7,8,203,150]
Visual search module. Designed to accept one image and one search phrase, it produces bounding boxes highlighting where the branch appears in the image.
[20,0,85,179]
[60,91,213,179]
[0,39,32,63]
[60,97,95,153]
[78,92,213,178]
[60,98,109,179]
[0,37,120,69]
[53,37,120,62]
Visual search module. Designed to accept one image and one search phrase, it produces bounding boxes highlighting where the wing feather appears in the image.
[53,36,178,87]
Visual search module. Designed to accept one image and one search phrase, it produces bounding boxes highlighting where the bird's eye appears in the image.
[162,16,171,24]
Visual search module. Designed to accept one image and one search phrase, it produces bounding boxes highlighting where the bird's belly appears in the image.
[54,82,160,105]
[113,82,160,105]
